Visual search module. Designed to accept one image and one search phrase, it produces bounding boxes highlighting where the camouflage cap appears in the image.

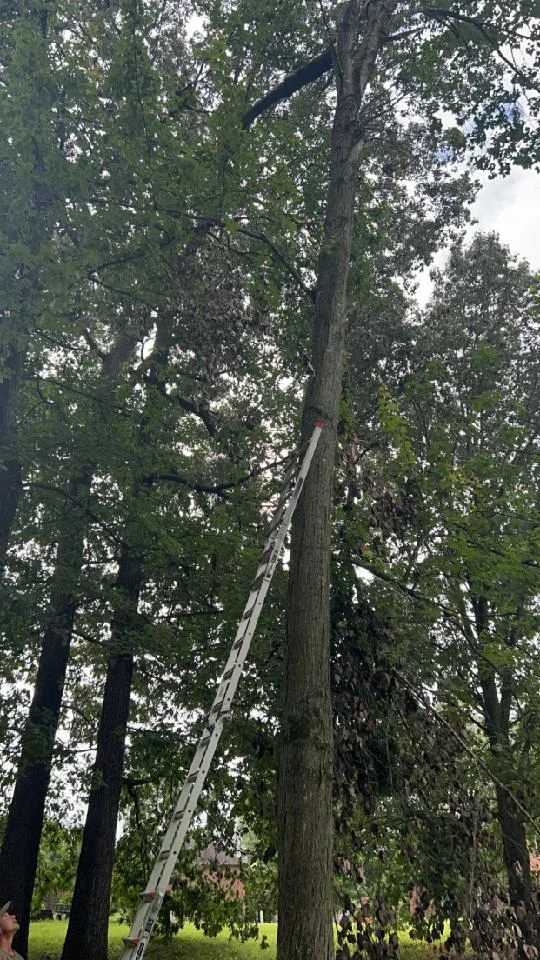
[0,902,12,918]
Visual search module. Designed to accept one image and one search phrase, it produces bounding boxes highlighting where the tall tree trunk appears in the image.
[277,4,395,959]
[61,321,173,960]
[482,678,532,907]
[480,664,535,948]
[0,337,137,958]
[61,545,143,960]
[477,591,533,903]
[0,336,136,955]
[0,347,23,570]
[0,469,91,958]
[495,784,532,909]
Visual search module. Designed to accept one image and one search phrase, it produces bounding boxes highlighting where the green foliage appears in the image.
[1,0,540,953]
[31,822,81,916]
[338,233,540,952]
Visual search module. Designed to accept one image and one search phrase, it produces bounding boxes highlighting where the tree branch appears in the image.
[241,47,333,129]
[424,6,540,93]
[237,226,316,302]
[395,668,540,839]
[156,454,289,498]
[173,394,220,437]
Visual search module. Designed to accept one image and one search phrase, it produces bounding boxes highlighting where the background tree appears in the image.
[351,233,540,952]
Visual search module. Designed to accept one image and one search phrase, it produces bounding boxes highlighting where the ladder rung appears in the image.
[187,771,199,783]
[267,511,285,535]
[123,935,140,946]
[222,666,235,681]
[242,597,258,619]
[140,889,157,902]
[210,698,225,715]
[250,572,265,591]
[158,849,171,861]
[233,634,245,650]
[260,542,274,562]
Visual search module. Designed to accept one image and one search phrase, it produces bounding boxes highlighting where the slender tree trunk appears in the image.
[0,337,137,957]
[277,4,395,959]
[62,321,173,960]
[61,545,143,960]
[495,784,532,908]
[0,348,23,570]
[494,767,538,953]
[0,469,91,958]
[278,122,358,960]
[480,666,535,943]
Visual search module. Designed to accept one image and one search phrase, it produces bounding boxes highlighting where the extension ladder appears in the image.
[120,420,323,960]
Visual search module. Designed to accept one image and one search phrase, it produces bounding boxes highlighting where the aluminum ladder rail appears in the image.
[120,420,323,960]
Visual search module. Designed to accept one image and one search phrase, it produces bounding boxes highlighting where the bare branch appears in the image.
[395,668,540,839]
[237,226,316,302]
[156,454,289,498]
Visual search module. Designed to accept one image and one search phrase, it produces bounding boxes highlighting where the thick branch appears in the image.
[174,394,220,437]
[240,7,425,131]
[242,47,332,129]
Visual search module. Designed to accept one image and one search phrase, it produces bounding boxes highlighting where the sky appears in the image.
[470,169,540,270]
[417,167,540,303]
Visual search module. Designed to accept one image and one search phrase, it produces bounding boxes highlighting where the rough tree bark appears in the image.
[0,337,137,958]
[277,3,396,959]
[495,784,532,908]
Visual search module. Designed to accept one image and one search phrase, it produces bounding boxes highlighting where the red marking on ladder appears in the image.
[315,419,324,428]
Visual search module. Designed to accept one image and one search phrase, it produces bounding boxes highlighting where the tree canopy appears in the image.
[1,3,540,960]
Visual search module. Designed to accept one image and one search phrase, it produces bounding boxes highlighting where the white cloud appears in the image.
[470,168,540,270]
[416,168,540,305]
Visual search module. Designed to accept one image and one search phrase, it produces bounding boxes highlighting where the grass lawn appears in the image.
[29,918,278,959]
[29,918,438,960]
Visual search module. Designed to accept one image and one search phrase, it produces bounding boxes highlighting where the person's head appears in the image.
[0,902,20,937]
